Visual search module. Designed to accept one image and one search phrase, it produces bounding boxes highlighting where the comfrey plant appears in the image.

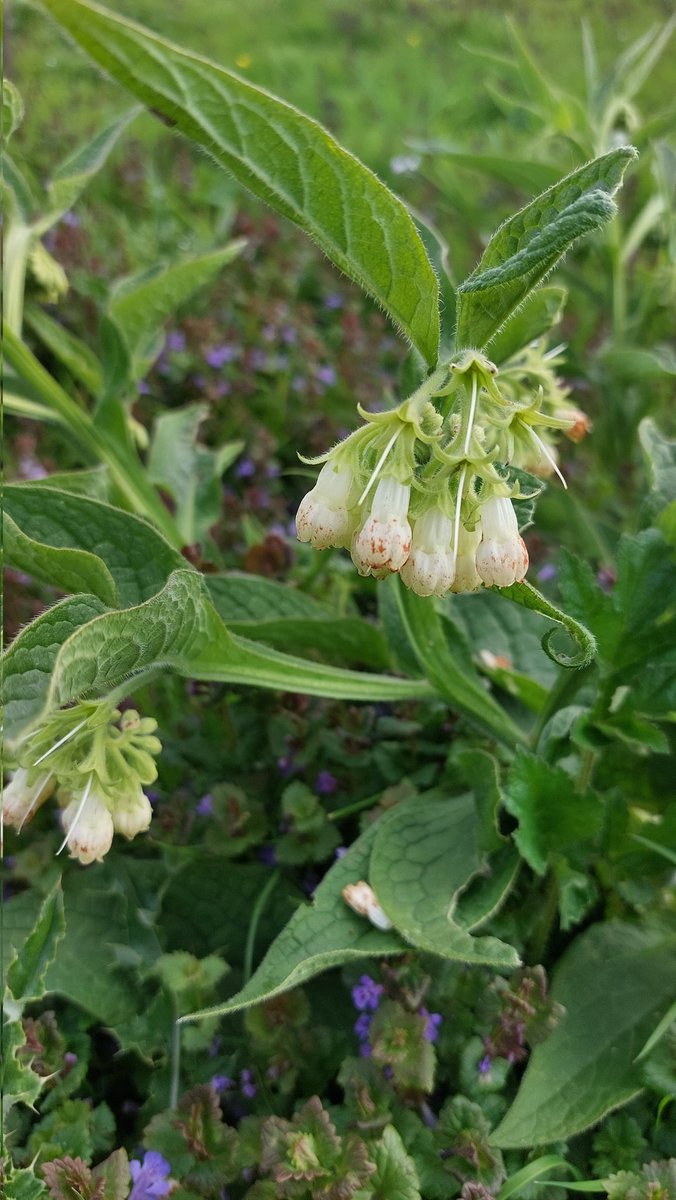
[296,347,576,597]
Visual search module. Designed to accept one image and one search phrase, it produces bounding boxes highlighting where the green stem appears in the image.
[243,870,280,983]
[4,223,33,334]
[528,872,558,964]
[576,747,595,794]
[329,791,382,822]
[169,1004,181,1109]
[2,322,182,547]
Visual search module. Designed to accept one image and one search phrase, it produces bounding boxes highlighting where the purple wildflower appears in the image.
[277,753,296,778]
[204,343,237,368]
[240,1068,256,1099]
[419,1009,442,1043]
[211,1074,234,1094]
[478,1054,492,1076]
[60,211,80,228]
[280,324,297,345]
[351,975,384,1012]
[537,563,557,583]
[359,1042,372,1058]
[314,770,337,795]
[323,292,343,310]
[353,1013,371,1042]
[63,1051,78,1067]
[315,364,336,388]
[195,793,213,817]
[334,846,347,860]
[137,379,151,395]
[128,1151,172,1200]
[165,330,186,353]
[235,457,256,479]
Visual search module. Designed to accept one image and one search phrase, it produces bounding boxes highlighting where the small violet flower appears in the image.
[240,1068,256,1099]
[353,1013,372,1041]
[314,770,337,795]
[315,364,337,388]
[165,330,185,353]
[195,793,214,817]
[351,974,384,1012]
[419,1008,442,1043]
[128,1150,172,1200]
[211,1074,234,1095]
[204,343,236,368]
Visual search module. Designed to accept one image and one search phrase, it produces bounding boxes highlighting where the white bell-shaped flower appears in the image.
[61,789,114,865]
[451,525,483,593]
[352,476,412,575]
[112,784,153,840]
[400,507,455,597]
[295,461,354,550]
[475,496,529,588]
[1,768,54,829]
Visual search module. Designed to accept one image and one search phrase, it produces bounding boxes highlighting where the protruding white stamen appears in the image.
[33,719,87,766]
[57,773,93,857]
[463,373,479,459]
[525,425,567,489]
[18,772,54,832]
[358,426,401,508]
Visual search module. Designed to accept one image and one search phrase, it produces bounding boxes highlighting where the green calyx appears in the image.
[16,699,161,810]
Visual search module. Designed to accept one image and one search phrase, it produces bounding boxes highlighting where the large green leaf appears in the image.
[491,922,676,1147]
[455,147,637,350]
[3,570,432,744]
[39,0,440,366]
[503,750,603,876]
[181,819,407,1022]
[2,482,186,605]
[369,794,520,967]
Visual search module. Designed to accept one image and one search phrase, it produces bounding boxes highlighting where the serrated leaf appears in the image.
[491,922,676,1147]
[6,882,66,1004]
[2,1167,48,1200]
[455,147,637,350]
[91,1148,130,1200]
[39,0,440,365]
[371,1125,422,1200]
[109,243,246,379]
[181,819,407,1021]
[386,576,525,747]
[370,794,520,967]
[503,750,603,876]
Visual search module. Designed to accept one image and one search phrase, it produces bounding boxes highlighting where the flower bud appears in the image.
[562,409,591,443]
[112,786,153,840]
[342,881,392,930]
[2,769,54,829]
[475,496,529,588]
[450,525,483,593]
[296,461,354,550]
[352,476,411,575]
[400,507,455,597]
[61,790,114,865]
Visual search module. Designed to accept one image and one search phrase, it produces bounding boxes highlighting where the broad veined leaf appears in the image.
[207,573,391,670]
[487,285,567,366]
[3,509,118,606]
[108,242,246,379]
[455,147,637,351]
[39,0,440,366]
[2,483,186,605]
[3,593,110,747]
[3,570,433,744]
[180,819,407,1021]
[503,750,603,876]
[490,921,676,1147]
[370,794,520,967]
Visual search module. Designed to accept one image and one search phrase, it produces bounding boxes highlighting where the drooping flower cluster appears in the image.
[296,348,584,597]
[2,699,161,865]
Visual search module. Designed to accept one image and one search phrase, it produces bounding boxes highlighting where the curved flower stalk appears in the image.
[296,346,582,599]
[2,700,161,865]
